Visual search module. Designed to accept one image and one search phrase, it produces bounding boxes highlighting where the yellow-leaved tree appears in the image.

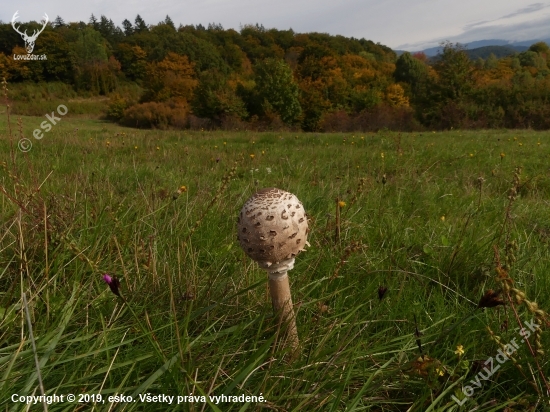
[385,84,409,107]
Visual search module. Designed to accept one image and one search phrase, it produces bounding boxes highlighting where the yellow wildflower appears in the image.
[250,154,255,159]
[338,201,346,208]
[455,345,464,356]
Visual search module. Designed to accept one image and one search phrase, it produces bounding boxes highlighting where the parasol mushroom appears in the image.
[237,187,309,355]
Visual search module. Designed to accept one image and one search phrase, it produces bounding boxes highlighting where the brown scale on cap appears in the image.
[237,188,309,264]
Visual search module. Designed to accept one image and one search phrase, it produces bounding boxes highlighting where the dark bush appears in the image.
[187,115,215,130]
[120,101,189,129]
[320,106,422,132]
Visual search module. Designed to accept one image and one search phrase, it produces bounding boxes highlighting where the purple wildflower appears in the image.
[103,273,121,296]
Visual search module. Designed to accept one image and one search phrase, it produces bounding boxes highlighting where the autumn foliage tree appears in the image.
[121,52,197,128]
[115,44,147,81]
[385,84,409,107]
[141,52,197,103]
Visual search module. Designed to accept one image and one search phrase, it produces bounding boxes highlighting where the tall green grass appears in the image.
[1,112,549,411]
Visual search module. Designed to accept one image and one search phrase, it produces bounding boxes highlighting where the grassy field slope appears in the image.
[1,114,549,411]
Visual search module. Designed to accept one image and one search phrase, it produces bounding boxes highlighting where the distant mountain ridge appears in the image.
[465,45,528,60]
[395,38,550,58]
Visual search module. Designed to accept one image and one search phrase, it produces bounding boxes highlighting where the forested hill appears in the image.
[465,45,528,60]
[1,15,550,131]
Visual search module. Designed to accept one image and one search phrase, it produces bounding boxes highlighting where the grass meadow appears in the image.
[1,109,550,411]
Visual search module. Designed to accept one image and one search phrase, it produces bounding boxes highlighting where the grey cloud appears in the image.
[455,15,550,44]
[500,2,547,19]
[462,3,549,31]
[463,20,491,30]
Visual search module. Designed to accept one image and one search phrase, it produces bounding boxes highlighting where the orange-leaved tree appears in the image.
[141,52,197,104]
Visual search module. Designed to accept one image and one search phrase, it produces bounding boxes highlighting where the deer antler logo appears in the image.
[12,11,49,54]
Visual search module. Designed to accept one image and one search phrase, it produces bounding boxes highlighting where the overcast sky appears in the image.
[1,1,549,50]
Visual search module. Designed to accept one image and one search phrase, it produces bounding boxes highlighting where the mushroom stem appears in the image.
[269,272,299,350]
[260,258,299,355]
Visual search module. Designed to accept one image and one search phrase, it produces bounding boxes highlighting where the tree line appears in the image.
[1,14,549,130]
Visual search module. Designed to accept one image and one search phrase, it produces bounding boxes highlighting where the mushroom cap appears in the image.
[237,188,309,265]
